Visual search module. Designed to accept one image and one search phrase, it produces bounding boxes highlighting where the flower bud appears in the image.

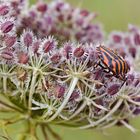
[1,50,14,60]
[1,21,14,33]
[63,43,72,59]
[23,32,33,47]
[18,52,29,64]
[55,85,65,98]
[107,84,120,96]
[0,5,9,16]
[73,47,84,58]
[80,10,89,17]
[69,90,80,101]
[44,41,54,53]
[32,41,40,54]
[39,37,57,54]
[37,2,47,13]
[55,2,64,12]
[129,47,136,58]
[133,107,140,115]
[134,33,140,46]
[124,36,132,46]
[50,53,62,64]
[112,34,122,43]
[126,74,135,85]
[4,35,16,47]
[134,79,140,87]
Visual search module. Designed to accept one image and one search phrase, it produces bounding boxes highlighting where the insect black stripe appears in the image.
[101,49,119,74]
[101,46,123,74]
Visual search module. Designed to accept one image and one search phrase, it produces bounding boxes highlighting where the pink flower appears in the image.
[1,21,14,33]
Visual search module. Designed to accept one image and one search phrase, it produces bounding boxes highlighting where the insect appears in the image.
[95,45,130,84]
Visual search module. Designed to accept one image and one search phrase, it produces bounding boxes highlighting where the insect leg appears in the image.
[93,60,100,69]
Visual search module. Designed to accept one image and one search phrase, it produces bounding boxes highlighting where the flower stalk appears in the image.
[47,77,79,122]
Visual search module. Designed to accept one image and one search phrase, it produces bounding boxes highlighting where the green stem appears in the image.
[79,98,123,129]
[120,120,137,133]
[3,77,7,94]
[99,120,118,130]
[69,100,87,119]
[46,125,61,140]
[0,100,23,113]
[47,77,78,122]
[28,70,37,113]
[41,125,49,140]
[28,120,39,140]
[0,135,11,140]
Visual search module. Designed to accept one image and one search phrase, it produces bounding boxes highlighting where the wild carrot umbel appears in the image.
[0,0,140,140]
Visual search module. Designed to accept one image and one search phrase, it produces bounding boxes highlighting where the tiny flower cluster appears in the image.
[16,0,104,44]
[107,24,140,73]
[0,0,140,139]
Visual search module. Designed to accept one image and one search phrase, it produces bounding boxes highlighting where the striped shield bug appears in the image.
[95,45,130,85]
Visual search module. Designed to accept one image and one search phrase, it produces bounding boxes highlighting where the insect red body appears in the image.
[95,45,130,81]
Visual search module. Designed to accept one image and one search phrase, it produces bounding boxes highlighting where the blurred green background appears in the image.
[67,0,140,32]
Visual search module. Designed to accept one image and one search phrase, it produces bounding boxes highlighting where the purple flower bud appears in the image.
[44,16,53,25]
[134,33,140,46]
[127,74,135,81]
[21,17,33,27]
[29,10,37,21]
[4,35,16,47]
[112,34,122,43]
[93,69,104,81]
[89,49,98,61]
[73,47,84,58]
[32,41,40,54]
[92,69,104,89]
[69,90,80,101]
[58,14,64,22]
[129,47,136,58]
[76,19,84,26]
[80,10,89,17]
[39,37,57,54]
[1,50,14,60]
[75,32,84,40]
[11,1,19,8]
[50,53,62,64]
[63,45,72,59]
[55,85,65,98]
[43,41,54,53]
[124,36,132,46]
[134,79,140,87]
[0,5,9,16]
[37,2,47,13]
[133,107,140,115]
[107,84,120,96]
[56,2,64,12]
[126,74,135,85]
[1,21,14,33]
[18,52,29,64]
[94,99,104,113]
[134,97,140,102]
[23,32,33,47]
